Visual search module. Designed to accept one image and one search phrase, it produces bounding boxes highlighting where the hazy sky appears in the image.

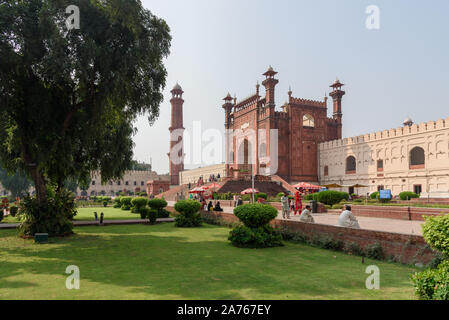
[133,0,449,174]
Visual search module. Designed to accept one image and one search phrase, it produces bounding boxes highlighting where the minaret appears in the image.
[262,66,279,114]
[168,83,184,185]
[329,78,345,139]
[222,93,234,178]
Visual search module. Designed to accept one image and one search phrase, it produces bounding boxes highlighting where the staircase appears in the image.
[270,175,297,194]
[156,184,189,201]
[218,180,288,196]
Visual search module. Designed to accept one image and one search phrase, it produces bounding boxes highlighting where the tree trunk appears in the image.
[30,166,47,204]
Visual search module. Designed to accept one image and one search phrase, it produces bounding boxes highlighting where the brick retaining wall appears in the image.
[193,209,437,265]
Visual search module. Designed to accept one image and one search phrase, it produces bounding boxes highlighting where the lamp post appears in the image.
[251,164,255,203]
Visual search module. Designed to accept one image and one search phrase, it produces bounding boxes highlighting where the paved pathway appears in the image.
[168,201,424,235]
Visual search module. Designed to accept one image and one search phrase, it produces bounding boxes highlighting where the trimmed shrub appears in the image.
[120,196,132,210]
[233,203,277,228]
[174,200,202,227]
[316,191,348,206]
[229,225,283,248]
[148,198,169,218]
[370,192,379,199]
[255,192,267,201]
[230,203,283,248]
[139,207,157,224]
[331,204,343,210]
[399,191,419,201]
[113,197,121,208]
[10,205,19,217]
[131,197,149,213]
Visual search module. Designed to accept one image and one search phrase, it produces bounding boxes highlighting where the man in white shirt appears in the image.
[338,205,360,228]
[299,205,314,223]
[281,193,290,219]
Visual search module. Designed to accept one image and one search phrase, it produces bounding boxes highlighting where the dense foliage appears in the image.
[229,204,282,248]
[148,198,169,218]
[18,188,76,236]
[411,214,449,300]
[0,0,171,235]
[315,191,349,206]
[120,197,133,211]
[422,215,449,256]
[174,200,202,227]
[399,191,420,201]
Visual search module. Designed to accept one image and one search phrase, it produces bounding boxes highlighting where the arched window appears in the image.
[346,156,356,174]
[410,147,425,168]
[303,114,315,127]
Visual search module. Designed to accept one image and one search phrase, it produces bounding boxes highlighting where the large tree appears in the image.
[0,0,171,233]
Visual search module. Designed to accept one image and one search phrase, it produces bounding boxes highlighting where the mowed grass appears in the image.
[0,223,418,300]
[0,207,144,224]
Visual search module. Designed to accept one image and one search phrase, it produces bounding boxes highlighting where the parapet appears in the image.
[319,117,449,150]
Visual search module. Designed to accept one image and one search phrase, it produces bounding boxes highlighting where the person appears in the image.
[281,193,290,219]
[237,197,243,206]
[201,199,207,211]
[233,194,237,207]
[257,197,266,203]
[294,191,302,215]
[338,205,360,228]
[290,198,295,213]
[299,205,314,223]
[214,201,223,212]
[207,201,213,212]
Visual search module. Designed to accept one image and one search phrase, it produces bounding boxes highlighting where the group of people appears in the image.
[280,192,360,228]
[204,200,223,212]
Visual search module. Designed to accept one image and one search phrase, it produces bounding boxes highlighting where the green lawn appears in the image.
[1,207,144,224]
[0,222,418,300]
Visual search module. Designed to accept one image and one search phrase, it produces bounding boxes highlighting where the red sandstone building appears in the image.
[223,66,345,183]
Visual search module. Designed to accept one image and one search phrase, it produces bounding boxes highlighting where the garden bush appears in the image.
[370,192,379,199]
[422,214,449,257]
[120,196,132,210]
[229,225,283,248]
[233,203,278,228]
[131,197,149,213]
[9,205,19,217]
[18,187,74,236]
[411,260,449,300]
[365,242,384,260]
[316,190,348,206]
[0,210,3,222]
[331,204,343,210]
[113,197,121,208]
[255,192,267,201]
[411,214,449,300]
[399,191,419,201]
[139,207,157,224]
[229,203,283,248]
[148,198,169,218]
[174,200,202,227]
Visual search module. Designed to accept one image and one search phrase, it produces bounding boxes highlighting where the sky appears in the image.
[132,0,449,174]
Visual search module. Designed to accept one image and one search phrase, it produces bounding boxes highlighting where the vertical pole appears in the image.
[252,164,255,203]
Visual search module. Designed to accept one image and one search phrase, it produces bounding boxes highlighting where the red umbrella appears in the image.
[292,182,321,190]
[241,188,259,195]
[189,186,206,193]
[204,183,221,191]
